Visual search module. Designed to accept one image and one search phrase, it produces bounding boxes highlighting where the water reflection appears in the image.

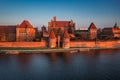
[0,49,120,80]
[16,54,32,69]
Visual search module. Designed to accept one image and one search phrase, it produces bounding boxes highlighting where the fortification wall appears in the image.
[0,40,120,48]
[70,40,120,48]
[0,41,46,48]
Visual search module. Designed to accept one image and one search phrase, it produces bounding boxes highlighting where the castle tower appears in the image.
[49,30,56,48]
[53,16,56,22]
[62,30,70,48]
[88,22,97,40]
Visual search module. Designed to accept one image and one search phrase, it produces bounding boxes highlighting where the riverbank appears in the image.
[0,47,120,54]
[0,48,78,54]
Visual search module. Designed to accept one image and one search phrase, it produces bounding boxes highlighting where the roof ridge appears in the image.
[17,20,33,28]
[88,22,97,30]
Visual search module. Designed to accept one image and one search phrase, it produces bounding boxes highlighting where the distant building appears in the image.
[75,22,97,40]
[101,23,120,39]
[112,23,120,38]
[101,27,114,39]
[1,17,120,49]
[48,16,75,36]
[75,28,89,40]
[0,20,36,42]
[41,25,49,38]
[88,22,97,39]
[16,20,36,41]
[0,25,16,41]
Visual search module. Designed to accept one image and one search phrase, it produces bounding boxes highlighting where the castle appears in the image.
[0,20,36,42]
[0,16,120,48]
[48,16,75,36]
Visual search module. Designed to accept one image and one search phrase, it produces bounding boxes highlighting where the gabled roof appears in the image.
[17,20,33,28]
[88,22,97,30]
[49,30,56,39]
[63,30,69,38]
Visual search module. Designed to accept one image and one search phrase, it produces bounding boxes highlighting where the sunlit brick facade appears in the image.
[49,30,56,48]
[0,20,36,42]
[48,16,75,35]
[16,20,36,42]
[0,26,16,42]
[88,22,97,40]
[62,30,70,48]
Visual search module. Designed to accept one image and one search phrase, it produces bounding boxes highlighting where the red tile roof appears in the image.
[51,21,70,27]
[88,22,97,30]
[49,30,56,39]
[17,20,33,28]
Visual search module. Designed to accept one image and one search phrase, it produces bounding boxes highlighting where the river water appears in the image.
[0,49,120,80]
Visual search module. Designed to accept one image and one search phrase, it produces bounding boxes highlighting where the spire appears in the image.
[114,22,118,28]
[49,30,56,39]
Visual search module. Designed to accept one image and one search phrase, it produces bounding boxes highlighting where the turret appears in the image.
[49,30,56,48]
[62,30,70,48]
[53,16,56,22]
[88,22,97,40]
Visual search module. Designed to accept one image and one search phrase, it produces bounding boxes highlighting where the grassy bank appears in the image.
[0,47,120,54]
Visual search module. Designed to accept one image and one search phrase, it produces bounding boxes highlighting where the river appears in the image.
[0,49,120,80]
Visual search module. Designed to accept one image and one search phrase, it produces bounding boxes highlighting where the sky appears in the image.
[0,0,120,29]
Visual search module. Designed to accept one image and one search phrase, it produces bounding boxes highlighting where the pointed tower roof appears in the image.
[17,20,33,28]
[63,30,69,38]
[88,22,97,30]
[113,22,118,28]
[49,30,56,39]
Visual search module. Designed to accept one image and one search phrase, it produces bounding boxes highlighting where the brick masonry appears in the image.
[0,40,120,48]
[70,40,120,48]
[0,42,46,48]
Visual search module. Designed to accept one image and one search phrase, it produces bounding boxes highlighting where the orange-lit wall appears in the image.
[1,40,120,48]
[0,42,46,48]
[70,40,120,48]
[16,28,36,41]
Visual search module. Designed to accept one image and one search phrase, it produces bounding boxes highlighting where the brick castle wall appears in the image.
[70,40,120,48]
[0,41,46,48]
[0,40,120,48]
